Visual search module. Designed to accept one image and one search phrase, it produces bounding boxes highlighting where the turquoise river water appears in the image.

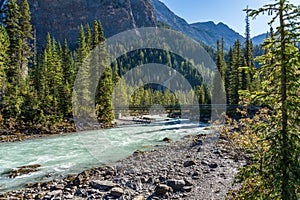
[0,119,209,192]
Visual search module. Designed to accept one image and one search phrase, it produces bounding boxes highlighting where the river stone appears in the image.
[6,164,41,178]
[90,180,116,191]
[209,163,218,168]
[166,179,185,190]
[183,160,196,167]
[183,186,193,192]
[110,187,124,197]
[162,137,172,143]
[48,190,62,198]
[53,184,64,190]
[133,195,145,200]
[64,194,74,199]
[75,189,87,197]
[155,184,171,195]
[133,150,145,156]
[184,177,194,186]
[74,175,84,186]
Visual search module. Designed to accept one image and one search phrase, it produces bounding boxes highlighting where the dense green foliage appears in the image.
[0,0,116,131]
[0,0,217,133]
[225,1,300,199]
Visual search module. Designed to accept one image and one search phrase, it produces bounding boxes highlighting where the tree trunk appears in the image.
[279,0,290,199]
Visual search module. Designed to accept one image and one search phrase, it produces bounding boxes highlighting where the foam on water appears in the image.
[0,119,210,191]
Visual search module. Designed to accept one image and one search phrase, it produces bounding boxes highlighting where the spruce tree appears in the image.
[92,20,100,48]
[50,37,64,118]
[92,20,105,48]
[236,1,300,199]
[242,7,254,91]
[96,65,114,125]
[61,40,75,117]
[0,25,10,115]
[212,40,226,104]
[85,24,91,51]
[217,38,227,79]
[2,0,21,94]
[77,25,88,64]
[225,47,233,103]
[19,0,32,81]
[227,40,243,104]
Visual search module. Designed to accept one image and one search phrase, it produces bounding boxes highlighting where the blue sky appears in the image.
[159,0,299,37]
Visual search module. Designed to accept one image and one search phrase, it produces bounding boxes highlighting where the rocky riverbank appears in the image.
[0,116,157,143]
[0,121,76,143]
[1,131,245,200]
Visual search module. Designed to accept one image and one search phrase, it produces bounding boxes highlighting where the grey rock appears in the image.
[75,188,87,197]
[166,179,185,190]
[42,195,52,200]
[53,184,64,190]
[201,160,209,166]
[64,194,74,199]
[209,163,218,168]
[90,180,116,191]
[162,137,172,143]
[182,186,192,192]
[184,177,194,186]
[133,195,145,200]
[183,160,196,167]
[49,190,62,198]
[110,187,124,197]
[155,184,171,195]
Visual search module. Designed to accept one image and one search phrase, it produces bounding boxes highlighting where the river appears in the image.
[0,118,210,192]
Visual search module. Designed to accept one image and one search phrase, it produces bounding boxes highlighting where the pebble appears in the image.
[166,179,185,190]
[133,195,145,200]
[155,184,171,195]
[183,160,196,167]
[90,180,116,191]
[110,187,124,197]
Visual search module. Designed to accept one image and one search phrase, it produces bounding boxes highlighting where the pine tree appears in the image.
[92,20,100,48]
[227,40,243,104]
[212,40,226,104]
[97,21,105,43]
[225,47,233,103]
[39,33,64,119]
[0,25,10,116]
[61,40,75,117]
[242,7,254,91]
[94,24,114,124]
[50,38,64,118]
[92,20,105,48]
[85,24,91,51]
[236,1,300,199]
[19,0,32,81]
[77,25,88,64]
[2,0,21,95]
[217,39,227,79]
[96,65,114,125]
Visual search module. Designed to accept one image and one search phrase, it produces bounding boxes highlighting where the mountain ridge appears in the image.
[26,0,156,49]
[15,0,265,50]
[150,0,244,50]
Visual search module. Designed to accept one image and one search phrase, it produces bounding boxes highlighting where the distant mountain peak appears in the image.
[151,0,244,50]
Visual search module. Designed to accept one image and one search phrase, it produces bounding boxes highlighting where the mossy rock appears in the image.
[4,164,41,178]
[162,137,172,143]
[133,150,145,156]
